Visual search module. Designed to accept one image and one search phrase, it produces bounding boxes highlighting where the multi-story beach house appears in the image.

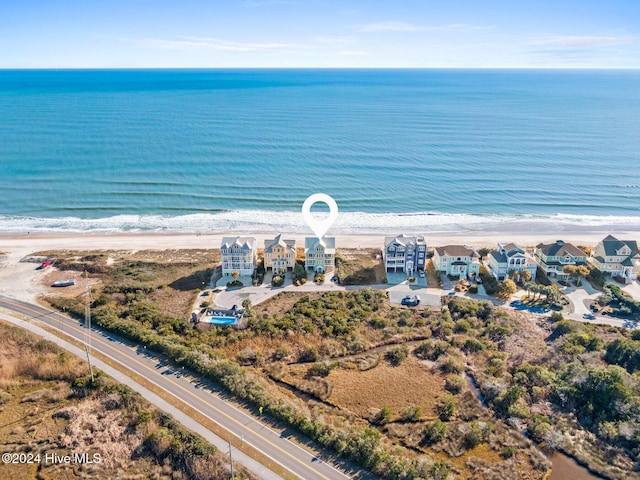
[432,245,480,279]
[263,234,296,273]
[305,237,336,273]
[487,242,538,281]
[220,236,257,276]
[383,234,427,274]
[534,240,587,280]
[590,235,640,283]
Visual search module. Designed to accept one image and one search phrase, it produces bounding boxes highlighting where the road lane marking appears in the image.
[0,298,343,480]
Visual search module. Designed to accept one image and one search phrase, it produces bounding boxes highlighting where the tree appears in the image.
[478,247,493,259]
[574,265,590,286]
[231,270,240,280]
[520,269,532,283]
[496,279,517,299]
[508,269,519,281]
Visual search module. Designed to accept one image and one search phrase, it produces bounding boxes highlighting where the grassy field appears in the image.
[0,320,254,480]
[38,249,640,480]
[335,248,385,285]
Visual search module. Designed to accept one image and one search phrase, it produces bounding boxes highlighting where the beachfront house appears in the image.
[534,240,587,280]
[263,234,296,273]
[305,237,336,273]
[383,234,427,274]
[221,236,257,276]
[487,242,538,281]
[590,235,640,283]
[432,245,480,279]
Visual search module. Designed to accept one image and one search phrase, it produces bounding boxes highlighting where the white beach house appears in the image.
[432,245,480,279]
[305,237,336,273]
[263,234,296,273]
[487,242,538,281]
[221,236,257,276]
[590,234,640,283]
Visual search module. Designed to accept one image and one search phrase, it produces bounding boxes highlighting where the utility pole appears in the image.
[84,271,94,383]
[228,442,234,480]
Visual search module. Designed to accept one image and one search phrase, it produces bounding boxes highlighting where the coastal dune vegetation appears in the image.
[0,320,254,480]
[40,249,640,479]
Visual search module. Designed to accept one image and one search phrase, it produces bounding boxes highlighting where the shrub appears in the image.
[373,406,392,425]
[422,419,447,444]
[401,405,423,422]
[549,311,564,323]
[436,394,456,421]
[307,362,334,378]
[314,273,325,284]
[226,280,243,288]
[385,345,409,366]
[445,376,464,394]
[271,275,284,287]
[299,346,320,363]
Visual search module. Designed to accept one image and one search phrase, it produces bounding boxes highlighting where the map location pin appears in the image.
[302,193,338,239]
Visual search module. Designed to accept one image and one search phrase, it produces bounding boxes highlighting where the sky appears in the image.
[1,0,639,68]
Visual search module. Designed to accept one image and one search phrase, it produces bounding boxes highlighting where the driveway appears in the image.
[623,280,640,301]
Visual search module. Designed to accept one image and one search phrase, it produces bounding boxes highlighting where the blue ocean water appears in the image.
[0,69,639,234]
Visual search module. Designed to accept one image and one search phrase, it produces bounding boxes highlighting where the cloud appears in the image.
[140,36,307,53]
[336,50,366,56]
[354,22,495,33]
[354,21,424,33]
[529,35,634,48]
[313,35,358,45]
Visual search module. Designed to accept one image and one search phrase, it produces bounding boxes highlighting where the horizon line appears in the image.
[1,66,640,71]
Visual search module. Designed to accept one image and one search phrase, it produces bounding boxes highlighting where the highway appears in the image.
[0,295,353,480]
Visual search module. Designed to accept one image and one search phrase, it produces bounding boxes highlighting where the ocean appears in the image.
[0,69,639,235]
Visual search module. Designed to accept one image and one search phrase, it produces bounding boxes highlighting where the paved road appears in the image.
[0,295,353,480]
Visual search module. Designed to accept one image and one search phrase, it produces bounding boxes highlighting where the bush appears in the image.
[373,406,392,425]
[445,376,464,394]
[226,280,243,288]
[271,275,284,287]
[423,419,447,444]
[307,362,334,378]
[436,394,456,421]
[314,273,325,284]
[292,262,307,282]
[401,405,423,422]
[385,345,409,366]
[549,311,564,322]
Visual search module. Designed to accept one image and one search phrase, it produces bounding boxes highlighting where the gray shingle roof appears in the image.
[435,245,478,257]
[536,241,584,257]
[601,235,639,257]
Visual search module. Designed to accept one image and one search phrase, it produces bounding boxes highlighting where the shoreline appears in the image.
[1,226,640,258]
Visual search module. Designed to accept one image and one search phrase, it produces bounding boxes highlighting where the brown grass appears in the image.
[286,356,447,419]
[335,248,385,284]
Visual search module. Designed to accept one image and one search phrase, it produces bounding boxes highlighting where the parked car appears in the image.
[448,291,456,296]
[401,295,421,307]
[583,313,596,320]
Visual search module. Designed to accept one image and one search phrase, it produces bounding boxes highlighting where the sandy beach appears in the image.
[2,227,640,258]
[1,227,639,303]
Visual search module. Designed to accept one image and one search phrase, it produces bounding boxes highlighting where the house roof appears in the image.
[435,245,478,258]
[600,235,639,257]
[384,233,425,248]
[305,237,336,253]
[221,236,256,250]
[264,233,295,253]
[536,240,584,257]
[490,251,507,263]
